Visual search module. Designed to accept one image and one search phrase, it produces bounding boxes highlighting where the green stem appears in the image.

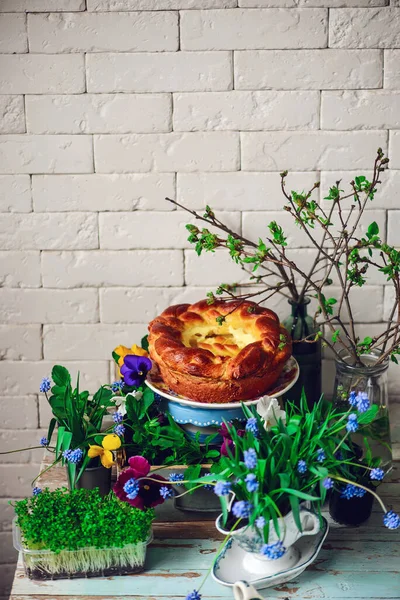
[330,475,387,513]
[0,445,55,454]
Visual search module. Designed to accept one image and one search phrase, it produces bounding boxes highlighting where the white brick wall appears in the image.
[1,2,400,593]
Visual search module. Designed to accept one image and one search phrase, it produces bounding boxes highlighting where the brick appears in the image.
[318,286,383,323]
[0,361,109,396]
[180,9,327,50]
[385,50,400,88]
[42,250,184,287]
[173,91,319,131]
[100,287,207,323]
[0,135,93,175]
[0,0,85,10]
[0,430,46,464]
[95,133,239,173]
[0,252,40,288]
[87,0,237,8]
[0,397,38,429]
[321,91,400,129]
[177,172,319,210]
[0,176,31,212]
[0,55,85,94]
[388,210,400,244]
[86,52,232,93]
[185,249,248,286]
[0,325,41,360]
[43,324,149,360]
[390,131,400,168]
[26,94,171,135]
[239,0,388,5]
[0,96,25,134]
[0,213,98,250]
[235,49,382,90]
[0,464,41,497]
[0,500,17,531]
[321,170,400,209]
[0,14,27,53]
[241,131,387,171]
[32,174,175,212]
[330,8,400,48]
[0,289,99,324]
[28,12,178,53]
[99,211,240,249]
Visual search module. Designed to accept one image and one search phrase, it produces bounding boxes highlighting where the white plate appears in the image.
[145,356,299,410]
[212,517,329,590]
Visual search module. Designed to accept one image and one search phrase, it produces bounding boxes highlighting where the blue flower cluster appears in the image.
[40,437,49,447]
[123,477,139,500]
[39,377,51,393]
[114,424,125,437]
[243,448,257,470]
[169,473,185,486]
[214,481,232,497]
[297,460,307,474]
[383,510,400,530]
[255,516,266,528]
[160,486,174,500]
[63,448,83,464]
[348,390,370,413]
[185,590,201,600]
[370,468,385,481]
[245,473,259,492]
[346,413,359,433]
[316,448,326,463]
[111,381,124,393]
[232,500,253,519]
[340,483,366,499]
[32,487,42,496]
[113,411,123,423]
[260,540,286,560]
[245,417,259,437]
[323,477,334,490]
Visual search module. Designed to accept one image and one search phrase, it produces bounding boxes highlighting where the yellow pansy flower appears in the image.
[114,344,149,367]
[88,434,122,469]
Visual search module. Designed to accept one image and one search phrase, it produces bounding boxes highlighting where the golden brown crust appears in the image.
[148,299,292,404]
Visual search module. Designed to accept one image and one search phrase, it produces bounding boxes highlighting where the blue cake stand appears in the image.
[145,357,299,442]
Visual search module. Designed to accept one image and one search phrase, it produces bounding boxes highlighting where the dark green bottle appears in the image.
[283,297,321,408]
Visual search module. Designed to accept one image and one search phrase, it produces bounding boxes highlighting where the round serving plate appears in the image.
[145,357,299,438]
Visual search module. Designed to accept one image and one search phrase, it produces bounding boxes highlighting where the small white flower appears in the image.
[256,396,286,430]
[113,390,143,417]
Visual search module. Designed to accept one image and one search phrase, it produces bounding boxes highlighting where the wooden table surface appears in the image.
[9,456,400,600]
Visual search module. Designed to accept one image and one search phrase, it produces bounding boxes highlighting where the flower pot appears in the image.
[67,460,111,496]
[215,507,320,576]
[332,349,392,472]
[283,298,321,409]
[13,519,152,580]
[329,487,374,526]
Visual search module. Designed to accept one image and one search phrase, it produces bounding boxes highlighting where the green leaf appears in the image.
[141,335,149,352]
[46,418,57,446]
[289,495,302,533]
[275,488,319,501]
[55,426,65,459]
[367,221,379,238]
[51,365,71,388]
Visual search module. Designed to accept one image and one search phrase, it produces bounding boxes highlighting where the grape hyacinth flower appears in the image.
[214,481,232,497]
[232,500,253,519]
[111,381,124,393]
[348,390,358,407]
[113,411,123,424]
[383,510,400,530]
[63,448,83,464]
[245,473,259,493]
[245,417,259,437]
[32,487,42,496]
[340,483,366,499]
[123,477,140,500]
[260,540,286,560]
[204,484,214,491]
[370,468,385,481]
[160,486,174,500]
[297,460,307,474]
[243,448,257,470]
[323,477,334,490]
[346,413,359,433]
[169,473,185,486]
[255,516,266,528]
[357,392,370,413]
[186,591,201,600]
[39,377,51,393]
[316,448,326,463]
[114,424,125,437]
[40,437,49,447]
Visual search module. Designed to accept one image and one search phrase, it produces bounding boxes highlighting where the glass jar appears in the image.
[283,297,321,408]
[332,349,392,472]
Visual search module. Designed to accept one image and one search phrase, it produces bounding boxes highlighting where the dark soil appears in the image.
[25,564,144,580]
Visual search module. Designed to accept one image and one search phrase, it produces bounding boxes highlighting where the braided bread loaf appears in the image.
[148,299,292,404]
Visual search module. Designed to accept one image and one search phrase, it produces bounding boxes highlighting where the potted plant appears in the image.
[12,487,154,580]
[166,149,396,419]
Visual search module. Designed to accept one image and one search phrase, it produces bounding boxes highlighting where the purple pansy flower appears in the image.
[120,355,152,387]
